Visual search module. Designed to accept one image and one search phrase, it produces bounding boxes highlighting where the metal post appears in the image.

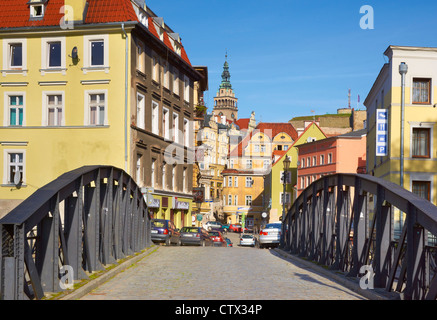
[399,62,408,230]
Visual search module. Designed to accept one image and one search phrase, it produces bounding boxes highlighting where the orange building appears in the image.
[296,129,367,196]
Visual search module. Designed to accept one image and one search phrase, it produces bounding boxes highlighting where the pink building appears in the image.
[296,129,366,196]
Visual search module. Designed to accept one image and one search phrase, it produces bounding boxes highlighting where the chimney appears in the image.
[64,0,88,23]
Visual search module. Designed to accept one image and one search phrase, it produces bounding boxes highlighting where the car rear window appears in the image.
[242,235,253,238]
[209,232,219,236]
[265,223,281,229]
[152,221,166,228]
[181,227,199,233]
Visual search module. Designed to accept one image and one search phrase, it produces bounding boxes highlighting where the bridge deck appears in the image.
[78,232,365,301]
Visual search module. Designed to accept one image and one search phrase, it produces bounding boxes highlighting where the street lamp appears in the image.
[399,62,408,230]
[280,155,291,248]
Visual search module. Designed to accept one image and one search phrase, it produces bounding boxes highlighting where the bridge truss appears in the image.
[0,166,151,300]
[282,173,437,300]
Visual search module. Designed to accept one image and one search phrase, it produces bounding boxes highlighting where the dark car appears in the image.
[180,227,213,246]
[151,219,180,246]
[208,230,226,247]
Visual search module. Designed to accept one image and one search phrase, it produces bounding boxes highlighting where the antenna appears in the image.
[348,89,351,108]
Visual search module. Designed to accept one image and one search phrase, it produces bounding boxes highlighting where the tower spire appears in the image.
[220,52,232,89]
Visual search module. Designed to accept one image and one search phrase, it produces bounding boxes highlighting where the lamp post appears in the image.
[280,155,291,248]
[399,62,408,230]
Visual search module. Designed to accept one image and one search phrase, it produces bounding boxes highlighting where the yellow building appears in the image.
[365,45,437,232]
[264,122,326,223]
[0,0,203,223]
[222,122,299,230]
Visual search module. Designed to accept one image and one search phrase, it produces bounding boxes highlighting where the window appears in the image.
[162,108,169,139]
[4,151,24,185]
[312,156,317,166]
[151,101,159,135]
[9,43,23,68]
[229,159,234,169]
[228,176,232,186]
[301,158,305,168]
[173,68,179,95]
[184,75,190,103]
[183,119,189,147]
[7,95,24,126]
[3,39,27,72]
[83,35,108,71]
[280,171,292,184]
[183,167,187,193]
[283,145,289,151]
[413,78,431,104]
[328,153,333,164]
[234,177,238,187]
[163,61,170,89]
[152,55,159,82]
[46,94,63,126]
[234,195,238,206]
[263,160,270,169]
[228,195,232,206]
[412,181,430,201]
[245,177,253,187]
[307,157,310,167]
[90,40,104,66]
[30,4,44,18]
[172,165,176,191]
[87,93,106,126]
[246,159,252,169]
[48,42,61,67]
[245,196,252,206]
[162,162,166,190]
[172,113,179,143]
[136,93,145,129]
[136,40,145,73]
[261,145,266,152]
[151,159,156,187]
[254,145,259,153]
[412,128,430,158]
[136,154,143,186]
[320,154,325,165]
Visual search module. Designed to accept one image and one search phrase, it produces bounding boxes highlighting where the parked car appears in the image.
[239,234,257,247]
[222,224,230,232]
[208,230,226,247]
[151,219,180,246]
[204,221,224,230]
[180,226,213,246]
[224,238,233,247]
[259,222,282,248]
[229,224,247,233]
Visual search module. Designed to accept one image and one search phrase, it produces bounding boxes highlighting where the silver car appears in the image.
[239,234,256,247]
[259,223,282,248]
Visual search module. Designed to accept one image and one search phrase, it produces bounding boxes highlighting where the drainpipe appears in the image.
[122,23,128,172]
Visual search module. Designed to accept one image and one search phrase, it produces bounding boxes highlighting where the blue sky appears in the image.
[146,0,437,123]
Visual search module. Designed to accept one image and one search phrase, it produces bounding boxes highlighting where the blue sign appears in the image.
[376,109,388,156]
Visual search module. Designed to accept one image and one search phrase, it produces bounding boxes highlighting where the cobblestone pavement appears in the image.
[80,232,365,300]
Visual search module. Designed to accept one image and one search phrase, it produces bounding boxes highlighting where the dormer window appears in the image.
[31,5,44,18]
[28,0,47,19]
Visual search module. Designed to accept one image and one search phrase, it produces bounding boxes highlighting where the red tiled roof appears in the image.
[163,32,174,52]
[256,122,298,141]
[234,118,250,130]
[85,0,138,24]
[180,45,192,66]
[0,0,64,28]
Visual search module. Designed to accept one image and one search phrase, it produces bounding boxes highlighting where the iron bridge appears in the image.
[281,173,437,300]
[0,166,151,300]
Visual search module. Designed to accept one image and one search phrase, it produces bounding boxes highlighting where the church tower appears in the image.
[213,54,238,121]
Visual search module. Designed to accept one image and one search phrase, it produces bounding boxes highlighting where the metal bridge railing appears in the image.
[282,173,437,300]
[0,166,151,300]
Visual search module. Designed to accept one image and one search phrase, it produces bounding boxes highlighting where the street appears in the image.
[80,231,365,300]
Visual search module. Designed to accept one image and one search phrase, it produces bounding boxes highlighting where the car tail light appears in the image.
[260,231,268,236]
[163,229,169,235]
[196,233,200,238]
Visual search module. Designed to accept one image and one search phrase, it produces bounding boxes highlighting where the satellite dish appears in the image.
[13,171,22,188]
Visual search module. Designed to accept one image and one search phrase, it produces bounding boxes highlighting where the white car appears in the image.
[259,222,282,248]
[239,234,256,247]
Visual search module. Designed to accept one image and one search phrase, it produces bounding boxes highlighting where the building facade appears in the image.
[0,0,204,225]
[296,129,367,197]
[364,45,437,230]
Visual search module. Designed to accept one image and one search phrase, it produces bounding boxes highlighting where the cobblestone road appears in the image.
[80,232,365,300]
